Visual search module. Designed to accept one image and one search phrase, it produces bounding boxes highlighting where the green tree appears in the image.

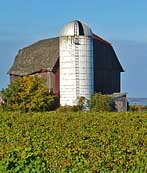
[2,76,54,112]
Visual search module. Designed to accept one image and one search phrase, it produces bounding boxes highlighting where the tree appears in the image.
[2,76,54,112]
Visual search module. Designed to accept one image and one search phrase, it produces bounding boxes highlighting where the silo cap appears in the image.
[60,20,93,36]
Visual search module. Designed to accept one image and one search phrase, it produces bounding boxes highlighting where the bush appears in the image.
[2,76,54,112]
[56,96,87,112]
[129,104,147,112]
[90,93,113,112]
[57,94,113,112]
[56,105,80,112]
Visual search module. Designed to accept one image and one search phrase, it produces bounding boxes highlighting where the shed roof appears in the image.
[8,35,123,76]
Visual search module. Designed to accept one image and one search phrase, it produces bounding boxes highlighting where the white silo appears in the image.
[60,20,94,106]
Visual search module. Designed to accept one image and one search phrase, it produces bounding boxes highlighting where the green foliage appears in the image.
[56,105,80,112]
[57,97,86,112]
[129,104,147,112]
[77,96,86,110]
[0,148,49,173]
[0,111,147,172]
[90,93,113,112]
[0,105,4,112]
[2,76,54,112]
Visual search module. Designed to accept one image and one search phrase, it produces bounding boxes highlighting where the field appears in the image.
[0,111,147,172]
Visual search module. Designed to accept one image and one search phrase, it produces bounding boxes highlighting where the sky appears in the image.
[0,0,147,97]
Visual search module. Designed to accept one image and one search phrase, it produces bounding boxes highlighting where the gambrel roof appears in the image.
[8,35,123,76]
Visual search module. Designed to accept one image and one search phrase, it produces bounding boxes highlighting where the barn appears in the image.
[8,20,124,103]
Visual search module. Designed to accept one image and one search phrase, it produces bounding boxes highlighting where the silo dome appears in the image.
[60,20,93,36]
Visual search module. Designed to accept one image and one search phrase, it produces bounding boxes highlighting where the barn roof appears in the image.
[93,35,124,72]
[8,35,123,76]
[8,37,59,75]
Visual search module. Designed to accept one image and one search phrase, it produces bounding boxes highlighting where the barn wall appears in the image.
[36,71,54,93]
[93,37,122,94]
[10,69,60,96]
[32,70,60,96]
[9,72,55,94]
[10,74,20,82]
[53,68,59,96]
[94,70,120,94]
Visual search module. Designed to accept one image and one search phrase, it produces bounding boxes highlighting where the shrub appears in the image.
[56,96,87,112]
[90,93,113,112]
[77,96,89,111]
[129,104,147,112]
[56,105,80,112]
[2,76,54,112]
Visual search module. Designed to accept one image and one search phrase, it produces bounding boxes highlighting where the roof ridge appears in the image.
[22,37,59,50]
[93,33,111,46]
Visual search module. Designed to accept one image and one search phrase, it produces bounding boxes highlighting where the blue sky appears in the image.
[0,0,147,97]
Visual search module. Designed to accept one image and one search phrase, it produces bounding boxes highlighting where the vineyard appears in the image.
[0,111,147,172]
